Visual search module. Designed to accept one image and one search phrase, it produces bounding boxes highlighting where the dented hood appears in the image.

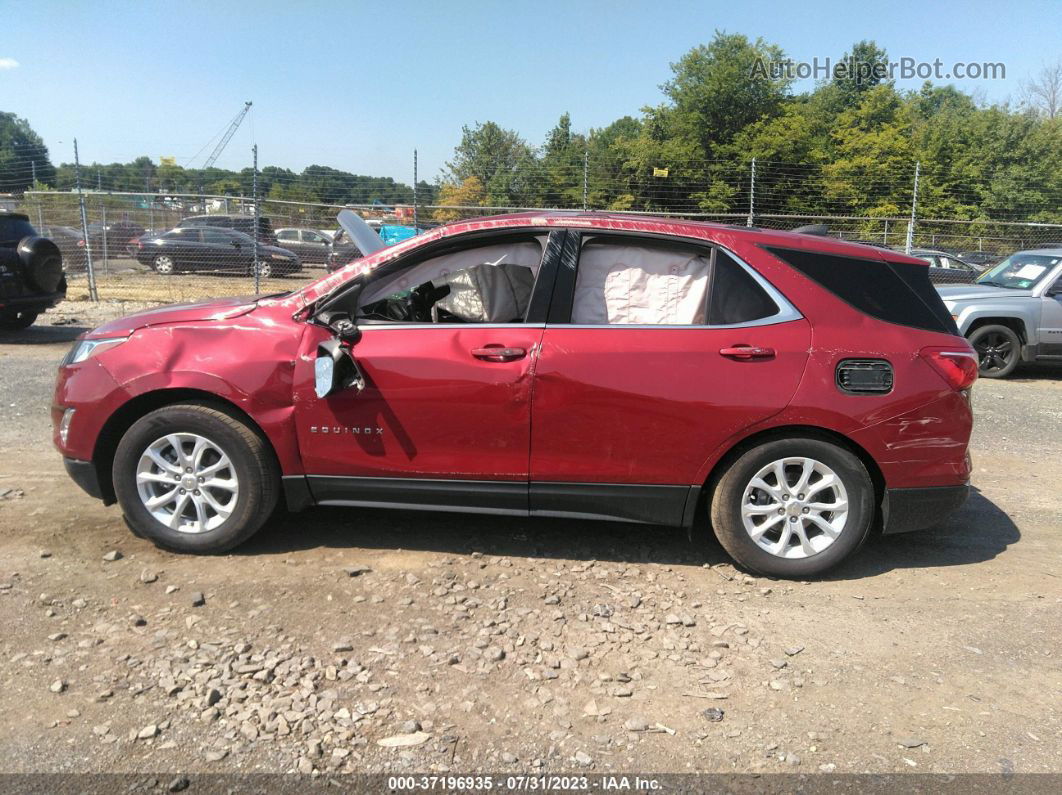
[86,296,259,338]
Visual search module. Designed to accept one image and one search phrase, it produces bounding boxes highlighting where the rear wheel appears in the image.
[254,261,274,279]
[112,404,278,553]
[153,255,175,275]
[968,324,1020,378]
[0,310,38,330]
[709,437,874,578]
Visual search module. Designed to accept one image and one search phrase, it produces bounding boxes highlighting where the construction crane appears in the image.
[202,102,252,170]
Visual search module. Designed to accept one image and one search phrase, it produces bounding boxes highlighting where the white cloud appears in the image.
[0,57,20,70]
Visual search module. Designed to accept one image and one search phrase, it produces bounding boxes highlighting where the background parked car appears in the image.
[275,228,332,264]
[937,248,1062,377]
[909,248,984,284]
[176,214,276,245]
[0,212,65,329]
[38,225,87,270]
[133,227,300,277]
[326,226,366,272]
[85,220,146,256]
[955,250,1003,268]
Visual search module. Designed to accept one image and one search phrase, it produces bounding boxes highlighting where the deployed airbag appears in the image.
[434,263,535,323]
[572,242,709,325]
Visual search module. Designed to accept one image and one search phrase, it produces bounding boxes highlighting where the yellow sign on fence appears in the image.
[653,167,669,178]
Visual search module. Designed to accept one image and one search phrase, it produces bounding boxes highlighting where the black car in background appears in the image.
[325,227,365,272]
[955,250,1003,268]
[0,212,65,329]
[85,220,146,255]
[275,227,332,264]
[176,214,276,244]
[908,248,984,285]
[38,225,88,270]
[133,227,301,277]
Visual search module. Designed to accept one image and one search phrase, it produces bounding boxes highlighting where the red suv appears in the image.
[52,213,977,577]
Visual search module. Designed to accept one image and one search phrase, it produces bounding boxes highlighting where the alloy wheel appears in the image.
[740,457,849,559]
[154,255,174,274]
[973,331,1014,374]
[135,433,239,534]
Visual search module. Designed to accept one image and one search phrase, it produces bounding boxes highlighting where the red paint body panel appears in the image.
[292,325,544,479]
[530,321,811,483]
[52,212,975,518]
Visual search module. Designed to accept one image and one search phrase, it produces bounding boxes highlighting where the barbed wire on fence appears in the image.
[4,146,1061,305]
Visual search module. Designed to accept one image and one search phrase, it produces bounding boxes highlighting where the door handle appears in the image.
[719,345,776,360]
[471,346,527,362]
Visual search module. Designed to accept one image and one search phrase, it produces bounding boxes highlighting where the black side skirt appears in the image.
[289,476,698,528]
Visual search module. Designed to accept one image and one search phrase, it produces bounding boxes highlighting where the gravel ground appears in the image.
[0,302,1059,777]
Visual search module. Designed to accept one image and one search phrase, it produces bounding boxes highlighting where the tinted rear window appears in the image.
[764,246,957,334]
[0,216,37,243]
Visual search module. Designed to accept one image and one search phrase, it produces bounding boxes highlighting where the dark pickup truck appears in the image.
[0,212,66,330]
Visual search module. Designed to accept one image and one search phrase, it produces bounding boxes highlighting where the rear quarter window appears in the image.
[0,216,38,243]
[764,246,957,334]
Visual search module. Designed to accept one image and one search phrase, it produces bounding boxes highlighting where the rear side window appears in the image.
[710,251,779,325]
[764,246,957,334]
[0,216,37,243]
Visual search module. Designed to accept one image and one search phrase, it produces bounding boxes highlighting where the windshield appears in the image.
[976,253,1060,289]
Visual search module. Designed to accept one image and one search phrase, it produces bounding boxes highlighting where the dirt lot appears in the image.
[0,301,1060,778]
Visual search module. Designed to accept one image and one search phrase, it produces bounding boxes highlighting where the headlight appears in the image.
[271,254,287,260]
[61,335,129,366]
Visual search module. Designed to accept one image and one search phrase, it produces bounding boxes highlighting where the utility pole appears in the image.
[31,160,36,186]
[747,158,757,227]
[905,161,920,255]
[583,150,590,211]
[74,139,98,301]
[413,149,418,231]
[252,144,260,295]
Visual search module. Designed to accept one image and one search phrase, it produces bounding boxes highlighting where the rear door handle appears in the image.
[471,346,527,362]
[719,345,776,360]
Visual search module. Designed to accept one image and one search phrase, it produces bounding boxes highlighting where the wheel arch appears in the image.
[92,388,280,506]
[965,316,1028,345]
[692,424,886,537]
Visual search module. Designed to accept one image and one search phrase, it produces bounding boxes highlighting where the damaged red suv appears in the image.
[52,212,976,577]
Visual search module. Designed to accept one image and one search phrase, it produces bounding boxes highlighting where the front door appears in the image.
[292,229,564,512]
[1039,269,1062,356]
[529,233,811,525]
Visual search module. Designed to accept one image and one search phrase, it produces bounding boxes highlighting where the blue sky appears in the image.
[2,0,1059,182]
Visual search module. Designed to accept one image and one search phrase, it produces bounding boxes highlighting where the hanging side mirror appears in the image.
[315,338,365,399]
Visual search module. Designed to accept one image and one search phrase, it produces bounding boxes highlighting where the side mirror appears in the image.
[314,338,365,399]
[232,241,242,248]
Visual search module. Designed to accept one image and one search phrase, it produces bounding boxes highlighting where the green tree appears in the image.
[0,112,56,191]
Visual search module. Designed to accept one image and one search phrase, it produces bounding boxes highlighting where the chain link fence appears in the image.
[10,153,1062,305]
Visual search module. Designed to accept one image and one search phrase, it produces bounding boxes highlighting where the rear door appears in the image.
[528,233,811,525]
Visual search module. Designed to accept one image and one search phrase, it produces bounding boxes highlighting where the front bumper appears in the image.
[63,457,104,500]
[882,484,969,534]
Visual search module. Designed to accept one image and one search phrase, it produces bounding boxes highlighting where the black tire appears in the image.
[0,311,39,330]
[112,403,279,553]
[709,437,874,578]
[968,324,1020,379]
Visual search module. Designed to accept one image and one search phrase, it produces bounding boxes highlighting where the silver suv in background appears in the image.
[938,249,1062,377]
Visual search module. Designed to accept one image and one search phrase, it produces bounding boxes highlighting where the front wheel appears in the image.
[709,437,874,578]
[968,324,1020,378]
[112,404,279,553]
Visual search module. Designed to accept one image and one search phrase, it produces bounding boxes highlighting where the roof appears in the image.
[287,210,928,309]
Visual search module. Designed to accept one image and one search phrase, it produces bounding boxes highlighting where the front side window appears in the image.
[303,231,326,243]
[356,238,544,324]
